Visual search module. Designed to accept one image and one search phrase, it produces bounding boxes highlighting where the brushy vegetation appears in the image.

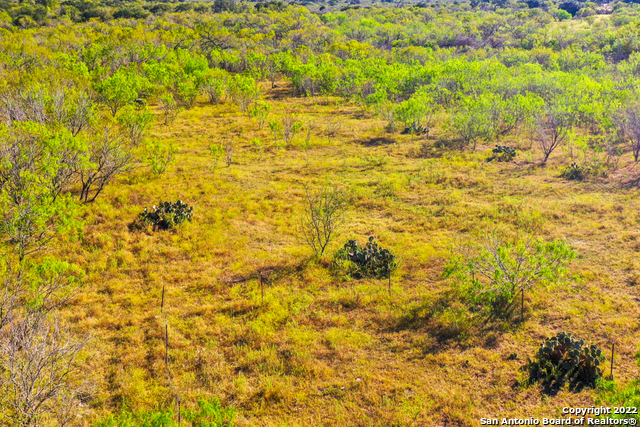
[2,0,640,425]
[96,398,235,427]
[445,233,575,322]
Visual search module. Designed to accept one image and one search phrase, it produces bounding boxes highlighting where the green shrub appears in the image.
[332,236,397,279]
[554,8,572,20]
[95,397,235,427]
[134,201,193,230]
[445,234,575,322]
[597,380,640,422]
[144,140,178,175]
[525,332,605,390]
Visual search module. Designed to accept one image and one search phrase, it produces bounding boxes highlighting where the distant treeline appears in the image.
[2,0,640,28]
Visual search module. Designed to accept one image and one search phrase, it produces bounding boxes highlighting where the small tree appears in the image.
[614,103,640,162]
[0,314,88,427]
[210,143,223,173]
[324,117,343,142]
[0,124,81,260]
[159,94,181,125]
[116,105,153,147]
[268,120,282,143]
[227,75,259,114]
[396,88,439,137]
[94,70,151,117]
[143,140,177,175]
[299,185,348,257]
[249,101,270,129]
[281,114,302,145]
[368,90,398,132]
[445,232,575,323]
[224,140,234,167]
[449,95,492,150]
[76,127,134,203]
[535,105,576,164]
[0,260,87,427]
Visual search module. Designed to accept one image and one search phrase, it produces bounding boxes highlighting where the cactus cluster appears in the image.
[525,332,605,389]
[401,123,429,135]
[333,236,397,279]
[136,200,193,230]
[560,162,588,181]
[490,145,517,162]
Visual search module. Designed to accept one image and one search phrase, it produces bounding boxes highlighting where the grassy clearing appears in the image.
[59,85,640,426]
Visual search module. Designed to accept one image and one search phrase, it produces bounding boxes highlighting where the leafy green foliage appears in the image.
[134,201,193,231]
[94,70,151,117]
[445,234,575,320]
[396,88,437,136]
[95,398,235,427]
[227,75,259,114]
[448,95,492,150]
[333,236,397,279]
[143,140,177,175]
[117,106,153,147]
[524,332,605,390]
[598,380,640,421]
[0,122,82,260]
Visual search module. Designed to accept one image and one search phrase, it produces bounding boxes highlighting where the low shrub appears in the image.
[96,397,235,427]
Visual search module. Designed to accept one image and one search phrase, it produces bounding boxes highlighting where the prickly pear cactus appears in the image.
[560,162,588,181]
[525,331,605,389]
[490,145,516,162]
[136,200,193,230]
[333,236,397,279]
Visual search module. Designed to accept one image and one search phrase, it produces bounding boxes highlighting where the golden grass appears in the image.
[56,85,640,426]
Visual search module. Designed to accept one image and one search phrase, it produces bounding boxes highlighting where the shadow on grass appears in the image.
[379,292,522,355]
[516,365,591,397]
[408,139,466,159]
[219,259,311,286]
[377,295,485,354]
[358,136,397,147]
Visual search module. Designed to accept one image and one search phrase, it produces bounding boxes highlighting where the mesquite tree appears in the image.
[0,314,88,427]
[535,103,577,164]
[299,185,348,257]
[76,127,134,203]
[445,233,575,323]
[0,124,80,260]
[449,95,492,150]
[615,103,640,162]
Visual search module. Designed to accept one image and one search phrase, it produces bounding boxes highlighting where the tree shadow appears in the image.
[377,291,521,355]
[621,176,640,189]
[219,259,311,287]
[357,136,397,147]
[408,139,466,158]
[518,358,597,396]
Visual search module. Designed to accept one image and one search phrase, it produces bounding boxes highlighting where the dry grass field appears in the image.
[58,83,640,426]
